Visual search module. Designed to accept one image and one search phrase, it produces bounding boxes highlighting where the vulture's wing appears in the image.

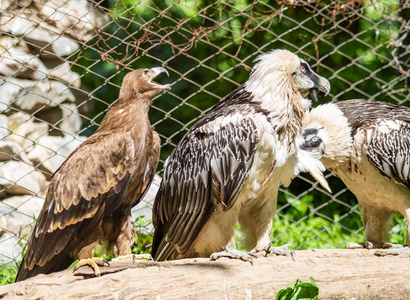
[365,123,410,188]
[152,117,259,260]
[336,100,410,188]
[16,132,135,280]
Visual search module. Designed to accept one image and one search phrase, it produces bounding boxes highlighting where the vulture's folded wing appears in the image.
[152,117,259,260]
[366,123,410,189]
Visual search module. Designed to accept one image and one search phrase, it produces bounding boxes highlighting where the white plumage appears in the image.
[302,99,410,251]
[152,49,330,262]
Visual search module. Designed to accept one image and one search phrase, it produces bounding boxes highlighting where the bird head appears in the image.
[293,127,331,193]
[119,67,170,103]
[302,103,353,169]
[246,49,330,102]
[293,58,330,101]
[300,127,326,162]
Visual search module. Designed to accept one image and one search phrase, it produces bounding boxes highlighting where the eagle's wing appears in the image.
[365,122,410,188]
[17,132,135,280]
[152,117,259,260]
[131,131,160,207]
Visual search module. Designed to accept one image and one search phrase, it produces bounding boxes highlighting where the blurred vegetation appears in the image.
[275,277,319,300]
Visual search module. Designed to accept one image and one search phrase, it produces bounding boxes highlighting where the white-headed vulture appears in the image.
[152,49,330,263]
[302,99,410,254]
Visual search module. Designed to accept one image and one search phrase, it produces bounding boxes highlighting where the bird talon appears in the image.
[103,259,110,267]
[72,257,107,277]
[209,248,256,265]
[254,243,296,260]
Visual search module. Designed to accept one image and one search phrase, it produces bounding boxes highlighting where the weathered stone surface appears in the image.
[0,77,76,114]
[0,161,47,196]
[0,195,44,236]
[7,112,49,150]
[0,141,25,161]
[48,62,81,88]
[0,114,8,140]
[0,196,45,265]
[40,0,109,42]
[27,134,85,179]
[1,249,409,299]
[0,37,48,80]
[35,103,82,136]
[0,233,23,265]
[0,0,12,10]
[0,14,79,57]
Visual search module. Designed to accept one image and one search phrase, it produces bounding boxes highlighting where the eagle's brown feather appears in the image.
[15,67,169,281]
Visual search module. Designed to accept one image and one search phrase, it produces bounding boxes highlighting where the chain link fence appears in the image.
[0,0,408,266]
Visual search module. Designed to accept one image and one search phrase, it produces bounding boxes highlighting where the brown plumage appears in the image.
[15,67,170,282]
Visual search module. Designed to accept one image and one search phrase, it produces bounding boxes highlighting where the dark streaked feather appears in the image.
[337,99,410,136]
[152,116,259,260]
[193,86,271,128]
[366,126,410,188]
[337,99,410,187]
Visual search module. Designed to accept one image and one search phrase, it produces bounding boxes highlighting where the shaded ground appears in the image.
[1,249,409,299]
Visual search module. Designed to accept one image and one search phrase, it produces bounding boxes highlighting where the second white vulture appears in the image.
[152,49,330,262]
[302,99,410,253]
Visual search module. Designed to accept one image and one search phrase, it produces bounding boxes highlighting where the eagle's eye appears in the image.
[300,66,306,73]
[143,69,150,76]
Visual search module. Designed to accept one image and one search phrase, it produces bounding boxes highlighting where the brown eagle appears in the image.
[15,67,170,282]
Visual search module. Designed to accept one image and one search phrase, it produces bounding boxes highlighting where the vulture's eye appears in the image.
[300,66,306,73]
[143,69,150,76]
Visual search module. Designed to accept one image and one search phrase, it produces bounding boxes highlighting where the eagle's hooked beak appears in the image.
[149,67,171,90]
[310,75,330,101]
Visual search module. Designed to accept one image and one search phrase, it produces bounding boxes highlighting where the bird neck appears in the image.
[245,75,309,144]
[96,100,152,134]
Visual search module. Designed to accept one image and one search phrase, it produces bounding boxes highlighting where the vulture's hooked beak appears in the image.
[309,76,330,101]
[308,166,332,193]
[149,67,171,90]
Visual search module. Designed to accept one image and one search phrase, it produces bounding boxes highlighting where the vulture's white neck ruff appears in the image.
[244,51,311,121]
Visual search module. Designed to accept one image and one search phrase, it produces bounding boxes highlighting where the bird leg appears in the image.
[209,246,257,265]
[251,242,296,260]
[73,257,110,277]
[112,216,153,262]
[374,211,410,255]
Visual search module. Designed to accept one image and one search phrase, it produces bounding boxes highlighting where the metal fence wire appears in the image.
[0,0,408,266]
